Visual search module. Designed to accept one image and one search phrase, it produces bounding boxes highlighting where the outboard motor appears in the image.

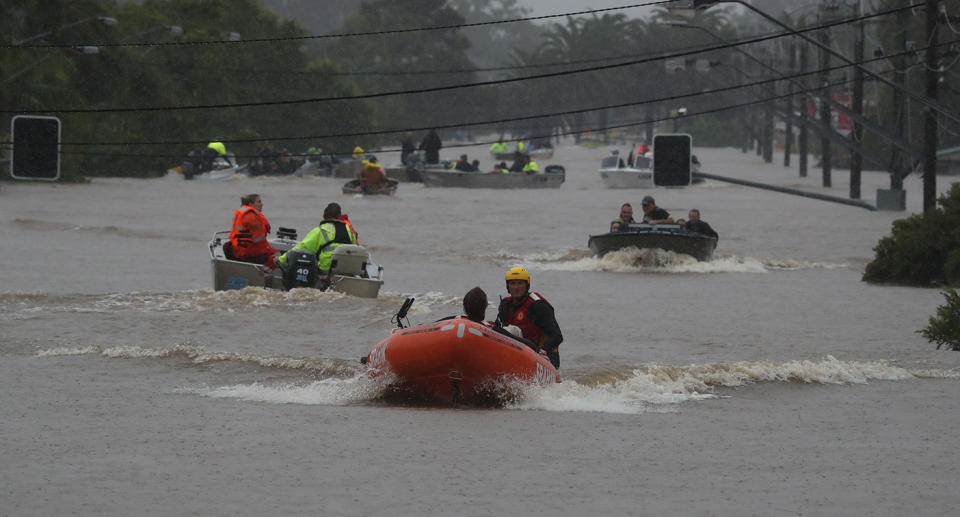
[281,249,319,290]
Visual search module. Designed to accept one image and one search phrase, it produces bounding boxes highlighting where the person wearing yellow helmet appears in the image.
[497,266,563,368]
[207,141,226,156]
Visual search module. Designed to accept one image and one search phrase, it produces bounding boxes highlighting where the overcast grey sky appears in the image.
[517,0,656,18]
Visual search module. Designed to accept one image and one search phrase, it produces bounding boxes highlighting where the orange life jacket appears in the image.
[503,292,552,347]
[229,206,273,257]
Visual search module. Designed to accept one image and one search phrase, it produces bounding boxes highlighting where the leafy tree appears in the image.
[321,0,481,147]
[863,183,960,286]
[919,288,960,350]
[2,0,370,177]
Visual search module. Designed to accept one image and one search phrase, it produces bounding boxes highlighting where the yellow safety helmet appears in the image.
[505,266,531,289]
[207,141,226,155]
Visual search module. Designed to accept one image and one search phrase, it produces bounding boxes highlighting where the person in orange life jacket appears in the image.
[228,193,279,269]
[359,158,386,192]
[496,267,563,368]
[339,213,358,243]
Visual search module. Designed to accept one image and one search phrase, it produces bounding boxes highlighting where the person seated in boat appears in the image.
[490,139,508,154]
[253,141,278,175]
[352,145,365,160]
[278,202,358,276]
[454,154,474,172]
[183,141,226,178]
[497,267,563,368]
[463,286,488,323]
[610,203,636,232]
[640,195,674,225]
[508,152,525,172]
[488,162,509,174]
[522,156,540,174]
[359,158,387,192]
[676,209,719,241]
[228,193,280,269]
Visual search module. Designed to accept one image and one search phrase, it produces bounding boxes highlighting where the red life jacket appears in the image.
[503,292,552,347]
[229,206,273,257]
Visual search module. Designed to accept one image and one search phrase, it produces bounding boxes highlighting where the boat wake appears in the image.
[37,346,957,414]
[492,248,847,274]
[1,288,461,317]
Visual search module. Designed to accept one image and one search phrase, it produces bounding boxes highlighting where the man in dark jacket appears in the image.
[419,129,442,164]
[678,209,719,240]
[640,195,674,225]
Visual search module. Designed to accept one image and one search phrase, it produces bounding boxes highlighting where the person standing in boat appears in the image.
[419,129,442,164]
[677,209,719,241]
[400,132,416,165]
[278,202,358,274]
[610,203,635,232]
[497,267,563,369]
[640,195,674,225]
[229,194,280,269]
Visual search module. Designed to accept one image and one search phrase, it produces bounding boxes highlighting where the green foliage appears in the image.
[3,0,371,178]
[863,183,960,286]
[918,288,960,351]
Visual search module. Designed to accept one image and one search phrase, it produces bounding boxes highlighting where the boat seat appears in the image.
[330,245,369,276]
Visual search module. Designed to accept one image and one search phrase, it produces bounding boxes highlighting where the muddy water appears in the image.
[1,142,958,516]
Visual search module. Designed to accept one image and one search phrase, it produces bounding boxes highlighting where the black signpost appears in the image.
[653,133,692,187]
[11,115,61,181]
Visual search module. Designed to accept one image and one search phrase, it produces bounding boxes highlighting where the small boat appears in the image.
[588,224,718,261]
[421,165,565,189]
[167,153,239,180]
[341,178,399,196]
[599,155,654,189]
[364,309,560,405]
[208,229,384,298]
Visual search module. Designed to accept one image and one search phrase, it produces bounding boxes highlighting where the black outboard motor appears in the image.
[281,250,319,290]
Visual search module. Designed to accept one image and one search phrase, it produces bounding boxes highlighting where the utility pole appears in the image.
[850,1,864,200]
[923,0,939,212]
[890,0,908,190]
[799,41,809,177]
[818,12,832,188]
[784,41,795,168]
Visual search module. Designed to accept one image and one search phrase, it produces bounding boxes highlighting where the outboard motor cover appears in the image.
[282,250,319,290]
[330,245,369,277]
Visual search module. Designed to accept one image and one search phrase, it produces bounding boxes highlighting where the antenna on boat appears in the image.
[392,297,415,329]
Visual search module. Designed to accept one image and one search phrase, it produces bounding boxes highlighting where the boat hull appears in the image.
[341,178,399,195]
[598,167,653,188]
[365,318,560,405]
[588,225,717,261]
[421,168,564,189]
[208,231,384,297]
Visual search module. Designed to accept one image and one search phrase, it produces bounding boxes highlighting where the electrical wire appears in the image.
[1,1,674,50]
[0,5,915,115]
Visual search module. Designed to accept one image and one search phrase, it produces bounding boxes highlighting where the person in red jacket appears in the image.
[496,267,563,368]
[228,193,280,269]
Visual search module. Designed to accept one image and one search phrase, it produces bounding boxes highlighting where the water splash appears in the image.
[490,247,847,274]
[37,347,958,413]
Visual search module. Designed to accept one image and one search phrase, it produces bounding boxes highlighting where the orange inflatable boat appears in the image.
[364,316,560,405]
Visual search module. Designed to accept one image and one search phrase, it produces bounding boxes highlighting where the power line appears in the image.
[2,1,672,50]
[0,6,908,115]
[17,41,952,156]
